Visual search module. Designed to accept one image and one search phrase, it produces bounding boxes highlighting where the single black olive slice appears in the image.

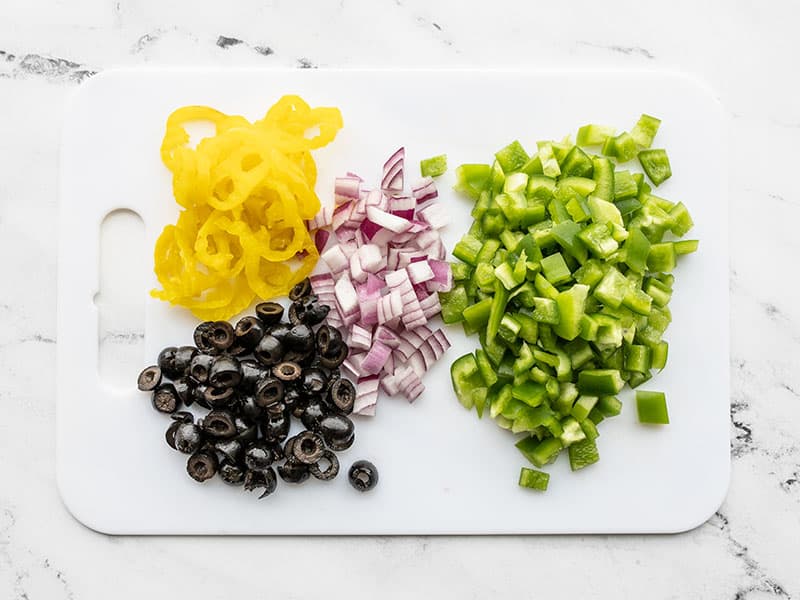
[137,365,162,391]
[204,385,236,408]
[292,431,325,465]
[234,316,265,351]
[300,398,328,431]
[267,322,291,342]
[189,353,214,383]
[214,438,242,463]
[287,301,308,326]
[317,413,355,445]
[219,460,246,486]
[254,335,284,366]
[172,377,195,406]
[244,467,277,499]
[260,412,290,443]
[315,325,343,356]
[255,302,284,326]
[319,343,348,369]
[193,321,216,352]
[174,346,198,374]
[174,423,203,454]
[208,321,235,351]
[348,460,379,492]
[187,451,218,482]
[327,432,355,452]
[303,301,330,326]
[170,411,194,424]
[278,459,310,484]
[301,367,328,395]
[209,355,242,389]
[192,384,210,409]
[244,442,275,471]
[152,383,179,414]
[233,417,258,446]
[329,378,356,414]
[237,393,265,421]
[273,361,302,382]
[238,359,266,392]
[201,410,237,438]
[165,421,181,450]
[285,324,314,353]
[265,401,286,417]
[255,377,284,408]
[310,450,340,481]
[157,347,181,378]
[289,277,312,301]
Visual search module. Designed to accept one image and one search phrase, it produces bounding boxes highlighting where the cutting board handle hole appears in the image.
[96,209,146,390]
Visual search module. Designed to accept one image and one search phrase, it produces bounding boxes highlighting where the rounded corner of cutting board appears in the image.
[665,453,731,534]
[57,465,120,536]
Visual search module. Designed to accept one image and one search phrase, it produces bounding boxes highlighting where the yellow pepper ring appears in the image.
[151,96,342,320]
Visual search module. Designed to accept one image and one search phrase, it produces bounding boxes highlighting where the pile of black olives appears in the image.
[136,278,375,498]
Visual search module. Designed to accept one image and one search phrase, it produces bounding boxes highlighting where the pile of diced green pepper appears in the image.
[442,115,694,491]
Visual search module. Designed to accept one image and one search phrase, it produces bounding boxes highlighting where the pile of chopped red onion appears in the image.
[306,148,453,415]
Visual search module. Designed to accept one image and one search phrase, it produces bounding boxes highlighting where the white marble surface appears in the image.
[0,0,798,598]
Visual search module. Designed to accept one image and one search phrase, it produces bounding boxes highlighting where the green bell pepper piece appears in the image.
[518,467,550,491]
[622,286,652,316]
[593,267,628,308]
[420,154,447,177]
[560,146,594,177]
[559,176,597,196]
[462,297,492,329]
[474,262,497,293]
[580,418,600,441]
[495,140,529,173]
[512,342,535,375]
[512,381,547,408]
[454,164,492,200]
[541,252,572,285]
[652,340,668,370]
[537,142,561,178]
[623,227,651,274]
[452,234,483,265]
[516,436,563,467]
[515,311,539,344]
[450,353,484,410]
[471,190,491,220]
[576,123,615,146]
[578,369,624,395]
[630,114,661,148]
[568,438,599,471]
[498,314,522,345]
[571,395,599,422]
[591,157,615,202]
[531,297,560,324]
[636,390,669,424]
[613,170,639,200]
[503,171,529,194]
[564,338,594,369]
[602,131,638,163]
[439,285,468,324]
[451,262,473,281]
[578,222,619,259]
[552,220,589,264]
[489,383,513,418]
[529,219,555,249]
[554,284,589,341]
[559,416,586,447]
[534,272,560,300]
[520,154,543,176]
[674,239,699,255]
[548,196,571,224]
[669,202,694,236]
[628,370,653,389]
[527,175,557,201]
[573,259,605,288]
[647,242,677,272]
[638,149,672,186]
[487,280,510,342]
[474,349,498,387]
[597,395,622,417]
[625,345,652,373]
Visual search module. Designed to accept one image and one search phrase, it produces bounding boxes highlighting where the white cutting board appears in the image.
[57,68,729,534]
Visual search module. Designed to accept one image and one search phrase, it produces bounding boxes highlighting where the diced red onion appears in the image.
[407,260,435,285]
[354,375,380,416]
[349,251,366,283]
[361,340,392,375]
[321,245,349,275]
[411,176,438,204]
[334,276,360,326]
[388,195,416,220]
[381,147,404,192]
[419,291,441,319]
[366,206,413,234]
[373,325,400,348]
[314,229,331,253]
[417,203,450,229]
[358,244,387,273]
[348,324,372,352]
[426,259,453,292]
[335,177,360,205]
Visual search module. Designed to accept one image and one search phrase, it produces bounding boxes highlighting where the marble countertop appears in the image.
[1,0,798,598]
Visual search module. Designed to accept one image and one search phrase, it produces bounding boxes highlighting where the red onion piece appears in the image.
[354,376,380,416]
[348,324,372,352]
[381,147,405,192]
[361,340,392,375]
[417,203,450,229]
[321,245,349,275]
[411,176,438,204]
[366,206,413,234]
[335,177,361,206]
[314,229,331,254]
[407,260,435,285]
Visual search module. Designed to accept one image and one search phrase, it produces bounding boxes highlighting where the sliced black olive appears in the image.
[238,359,266,392]
[289,277,312,301]
[317,414,355,446]
[268,440,285,461]
[201,410,237,439]
[348,460,379,492]
[219,460,246,485]
[192,383,210,409]
[319,343,348,369]
[254,335,284,366]
[329,378,355,414]
[260,412,290,443]
[255,302,284,326]
[315,325,343,357]
[283,348,315,366]
[267,322,291,342]
[187,451,218,482]
[285,324,314,353]
[193,321,216,352]
[310,450,340,481]
[292,431,325,464]
[255,376,284,408]
[174,423,203,454]
[303,301,330,326]
[204,385,236,408]
[244,467,277,499]
[265,401,286,417]
[233,316,265,351]
[208,321,235,351]
[283,386,302,412]
[324,368,342,392]
[165,421,181,450]
[174,346,198,374]
[157,347,182,378]
[189,353,214,383]
[233,416,258,445]
[287,301,307,326]
[327,432,355,452]
[283,435,297,459]
[237,393,265,421]
[214,438,242,463]
[302,367,328,395]
[273,361,302,382]
[170,411,194,424]
[137,365,162,391]
[172,377,195,406]
[152,383,180,413]
[209,355,242,389]
[300,398,328,431]
[244,442,275,471]
[278,459,310,484]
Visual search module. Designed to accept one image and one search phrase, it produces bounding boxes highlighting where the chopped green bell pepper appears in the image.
[636,390,669,424]
[568,438,599,471]
[630,114,661,148]
[578,369,624,395]
[518,467,550,491]
[454,164,492,200]
[638,149,672,186]
[420,154,447,177]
